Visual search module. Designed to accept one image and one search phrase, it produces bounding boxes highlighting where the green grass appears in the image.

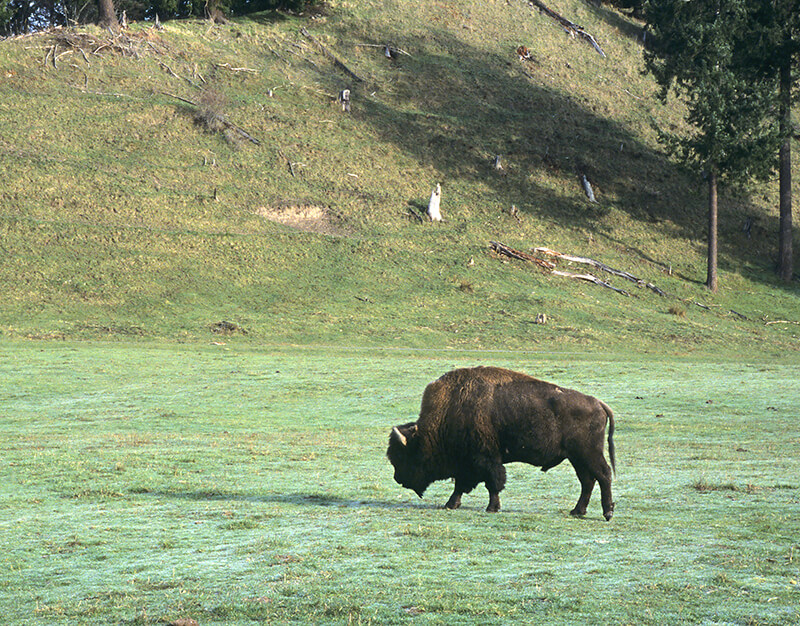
[2,3,799,622]
[2,341,799,624]
[0,1,798,356]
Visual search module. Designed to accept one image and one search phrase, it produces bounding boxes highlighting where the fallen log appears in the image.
[552,270,631,296]
[764,319,800,326]
[527,0,606,57]
[490,241,555,270]
[535,247,666,296]
[490,240,668,298]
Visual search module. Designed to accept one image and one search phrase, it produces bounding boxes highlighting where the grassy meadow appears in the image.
[2,0,800,622]
[1,341,799,624]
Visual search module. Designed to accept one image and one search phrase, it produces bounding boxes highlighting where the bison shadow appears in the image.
[137,488,605,518]
[138,489,442,510]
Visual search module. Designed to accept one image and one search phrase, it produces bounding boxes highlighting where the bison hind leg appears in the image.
[569,460,596,518]
[484,463,506,513]
[569,453,614,521]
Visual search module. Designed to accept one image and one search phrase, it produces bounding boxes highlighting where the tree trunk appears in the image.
[98,0,117,28]
[707,169,719,293]
[778,56,794,283]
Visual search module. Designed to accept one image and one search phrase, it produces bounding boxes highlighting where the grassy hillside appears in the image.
[1,0,798,356]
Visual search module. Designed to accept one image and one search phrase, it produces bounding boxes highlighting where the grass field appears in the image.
[1,2,798,354]
[2,341,798,624]
[1,1,799,623]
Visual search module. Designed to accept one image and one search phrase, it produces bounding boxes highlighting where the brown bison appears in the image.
[387,367,616,520]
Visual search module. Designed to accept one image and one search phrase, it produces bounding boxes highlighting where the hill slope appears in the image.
[1,0,798,356]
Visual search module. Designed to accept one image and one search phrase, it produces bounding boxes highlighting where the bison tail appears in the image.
[601,401,616,475]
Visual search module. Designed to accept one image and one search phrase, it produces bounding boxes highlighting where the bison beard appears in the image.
[387,367,616,520]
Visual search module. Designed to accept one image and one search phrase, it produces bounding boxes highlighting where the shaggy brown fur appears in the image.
[387,367,616,520]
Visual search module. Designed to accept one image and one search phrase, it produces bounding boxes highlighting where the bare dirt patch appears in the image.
[255,205,348,236]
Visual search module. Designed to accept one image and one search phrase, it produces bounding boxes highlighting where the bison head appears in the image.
[386,422,431,498]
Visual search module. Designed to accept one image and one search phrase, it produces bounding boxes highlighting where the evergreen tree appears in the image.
[644,0,780,292]
[0,0,316,33]
[748,0,799,283]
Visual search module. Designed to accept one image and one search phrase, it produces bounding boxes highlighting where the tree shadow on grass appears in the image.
[580,1,647,43]
[306,21,791,287]
[311,26,685,224]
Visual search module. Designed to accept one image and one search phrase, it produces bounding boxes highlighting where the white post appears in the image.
[427,183,442,221]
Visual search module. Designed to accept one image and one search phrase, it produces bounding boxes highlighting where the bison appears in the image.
[387,367,616,520]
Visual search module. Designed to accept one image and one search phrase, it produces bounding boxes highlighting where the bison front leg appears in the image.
[444,489,462,510]
[486,490,501,513]
[444,476,474,510]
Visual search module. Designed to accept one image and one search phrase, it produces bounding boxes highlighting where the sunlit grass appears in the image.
[1,341,799,623]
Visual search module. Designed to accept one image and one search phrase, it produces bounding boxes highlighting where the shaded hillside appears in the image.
[0,0,798,356]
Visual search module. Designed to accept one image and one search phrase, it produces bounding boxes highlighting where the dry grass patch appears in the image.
[255,204,348,236]
[692,479,760,494]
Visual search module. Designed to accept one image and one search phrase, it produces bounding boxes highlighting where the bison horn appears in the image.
[391,426,407,446]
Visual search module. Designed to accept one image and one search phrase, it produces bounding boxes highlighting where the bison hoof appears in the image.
[486,505,500,513]
[444,496,462,510]
[569,507,586,518]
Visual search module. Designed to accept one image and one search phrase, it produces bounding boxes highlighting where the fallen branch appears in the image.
[47,27,167,61]
[159,61,201,88]
[764,319,800,326]
[44,44,56,68]
[406,207,424,223]
[266,44,290,65]
[490,240,669,298]
[300,27,366,83]
[162,92,261,145]
[490,241,555,270]
[159,61,180,79]
[552,270,630,296]
[535,247,666,296]
[278,150,296,177]
[215,62,259,73]
[527,0,606,57]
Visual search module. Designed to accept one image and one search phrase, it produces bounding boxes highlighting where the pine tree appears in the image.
[644,0,780,292]
[747,0,799,282]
